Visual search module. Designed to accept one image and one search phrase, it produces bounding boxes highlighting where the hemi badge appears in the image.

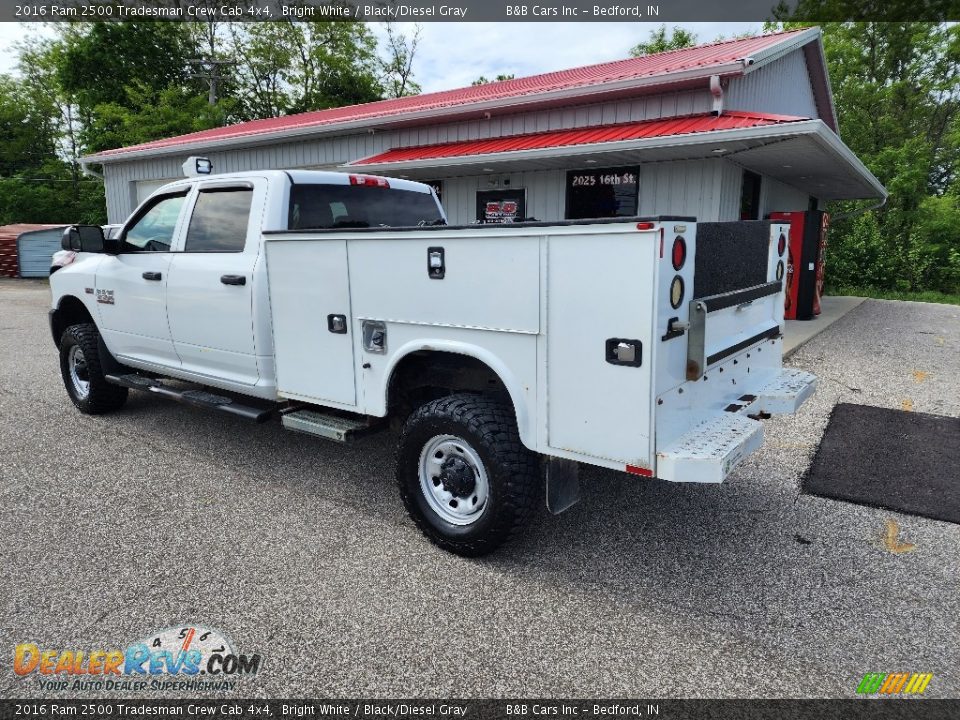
[84,287,94,294]
[674,224,687,233]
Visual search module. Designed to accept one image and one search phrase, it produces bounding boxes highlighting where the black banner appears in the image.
[1,0,957,23]
[1,700,959,720]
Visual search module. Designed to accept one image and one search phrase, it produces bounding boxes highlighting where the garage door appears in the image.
[135,179,179,205]
[17,227,66,278]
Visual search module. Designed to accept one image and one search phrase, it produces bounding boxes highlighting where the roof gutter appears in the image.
[83,61,749,164]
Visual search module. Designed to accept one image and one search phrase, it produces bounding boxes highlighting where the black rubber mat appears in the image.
[803,403,960,523]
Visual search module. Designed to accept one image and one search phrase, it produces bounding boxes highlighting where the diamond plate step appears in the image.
[753,368,818,414]
[282,409,381,443]
[656,413,764,484]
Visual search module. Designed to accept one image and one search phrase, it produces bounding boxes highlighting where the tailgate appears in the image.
[652,220,817,483]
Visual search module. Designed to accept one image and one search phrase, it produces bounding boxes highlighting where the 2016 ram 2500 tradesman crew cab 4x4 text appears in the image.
[49,161,816,556]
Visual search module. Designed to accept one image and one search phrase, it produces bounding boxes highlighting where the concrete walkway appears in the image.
[784,295,866,356]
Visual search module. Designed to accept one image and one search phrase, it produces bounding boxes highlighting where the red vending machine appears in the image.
[769,210,829,320]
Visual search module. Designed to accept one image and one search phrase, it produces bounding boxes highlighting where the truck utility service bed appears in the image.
[263,218,814,483]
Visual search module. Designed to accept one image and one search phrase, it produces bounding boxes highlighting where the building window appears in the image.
[740,170,762,220]
[476,189,526,223]
[565,166,638,220]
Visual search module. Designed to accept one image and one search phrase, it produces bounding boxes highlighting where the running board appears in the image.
[281,409,381,443]
[656,413,764,484]
[105,373,275,423]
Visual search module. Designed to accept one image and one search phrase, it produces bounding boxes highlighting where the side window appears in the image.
[185,188,254,253]
[123,193,187,252]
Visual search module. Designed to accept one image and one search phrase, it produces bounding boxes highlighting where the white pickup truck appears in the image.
[49,160,816,555]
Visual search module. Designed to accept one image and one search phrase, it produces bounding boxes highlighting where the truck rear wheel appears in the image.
[59,323,128,414]
[397,394,540,556]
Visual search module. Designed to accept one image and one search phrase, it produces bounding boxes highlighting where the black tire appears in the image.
[397,393,540,556]
[59,323,128,414]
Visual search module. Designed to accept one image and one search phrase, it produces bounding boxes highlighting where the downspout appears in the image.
[79,160,103,180]
[709,75,723,116]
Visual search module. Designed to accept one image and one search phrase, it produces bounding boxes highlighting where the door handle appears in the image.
[220,274,246,286]
[142,271,162,281]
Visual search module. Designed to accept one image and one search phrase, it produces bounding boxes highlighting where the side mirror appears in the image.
[61,225,106,253]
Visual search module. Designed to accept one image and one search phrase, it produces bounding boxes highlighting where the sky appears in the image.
[0,21,764,93]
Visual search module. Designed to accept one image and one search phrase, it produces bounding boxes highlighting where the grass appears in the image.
[827,287,960,306]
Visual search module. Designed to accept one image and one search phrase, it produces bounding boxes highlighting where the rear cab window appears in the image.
[288,182,444,230]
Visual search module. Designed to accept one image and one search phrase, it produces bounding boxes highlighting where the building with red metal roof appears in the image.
[83,27,885,226]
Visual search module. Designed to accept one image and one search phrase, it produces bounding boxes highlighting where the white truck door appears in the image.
[264,238,356,407]
[95,190,189,367]
[165,182,263,386]
[547,227,656,468]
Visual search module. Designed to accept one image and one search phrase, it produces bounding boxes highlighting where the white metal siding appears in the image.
[725,51,819,120]
[637,160,723,221]
[718,161,744,221]
[762,176,810,215]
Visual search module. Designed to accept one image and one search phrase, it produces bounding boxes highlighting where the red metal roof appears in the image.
[89,30,813,160]
[350,111,808,166]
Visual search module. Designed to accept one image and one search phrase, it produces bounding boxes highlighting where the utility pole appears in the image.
[187,58,237,106]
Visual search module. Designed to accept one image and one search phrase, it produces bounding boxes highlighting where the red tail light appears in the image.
[671,237,687,271]
[349,174,390,188]
[777,233,786,257]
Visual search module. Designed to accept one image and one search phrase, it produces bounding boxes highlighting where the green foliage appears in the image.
[629,25,697,57]
[472,74,516,86]
[769,21,960,295]
[230,20,383,119]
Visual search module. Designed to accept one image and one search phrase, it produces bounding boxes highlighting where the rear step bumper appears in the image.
[656,367,817,483]
[105,373,274,423]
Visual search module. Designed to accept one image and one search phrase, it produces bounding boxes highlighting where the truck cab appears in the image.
[52,169,445,398]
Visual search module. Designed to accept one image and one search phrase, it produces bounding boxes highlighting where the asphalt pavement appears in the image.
[1,279,958,699]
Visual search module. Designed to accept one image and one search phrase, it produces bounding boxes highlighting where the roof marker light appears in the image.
[349,174,390,188]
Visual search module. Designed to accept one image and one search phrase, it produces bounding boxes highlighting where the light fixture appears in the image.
[711,148,728,154]
[482,167,495,172]
[782,164,792,168]
[585,159,597,164]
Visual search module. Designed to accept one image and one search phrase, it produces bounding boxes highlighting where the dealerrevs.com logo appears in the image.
[13,625,261,692]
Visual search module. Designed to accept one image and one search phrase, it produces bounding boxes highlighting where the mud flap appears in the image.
[546,457,581,514]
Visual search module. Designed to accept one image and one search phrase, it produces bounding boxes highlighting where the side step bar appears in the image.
[282,408,382,443]
[105,373,275,423]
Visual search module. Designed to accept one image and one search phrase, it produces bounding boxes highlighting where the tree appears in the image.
[767,21,960,293]
[230,20,383,120]
[380,22,422,98]
[471,74,516,86]
[629,25,697,57]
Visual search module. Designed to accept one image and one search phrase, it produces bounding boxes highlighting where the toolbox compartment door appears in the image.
[546,230,656,465]
[265,238,356,406]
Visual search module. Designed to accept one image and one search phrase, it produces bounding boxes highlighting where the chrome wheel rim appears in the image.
[418,434,489,526]
[68,345,90,399]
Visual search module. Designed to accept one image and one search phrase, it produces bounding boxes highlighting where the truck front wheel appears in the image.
[396,394,540,556]
[59,323,128,414]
